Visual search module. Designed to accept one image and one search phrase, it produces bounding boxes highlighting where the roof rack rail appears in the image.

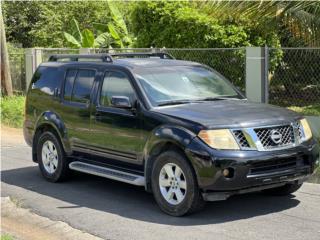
[48,54,113,62]
[48,52,174,63]
[110,52,174,59]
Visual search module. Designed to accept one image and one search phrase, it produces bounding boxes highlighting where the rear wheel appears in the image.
[263,182,302,196]
[151,150,204,216]
[37,131,70,182]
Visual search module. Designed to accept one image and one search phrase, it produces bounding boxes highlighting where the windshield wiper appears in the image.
[157,100,196,106]
[157,96,244,106]
[198,96,242,101]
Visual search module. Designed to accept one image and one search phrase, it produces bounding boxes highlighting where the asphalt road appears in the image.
[1,128,320,240]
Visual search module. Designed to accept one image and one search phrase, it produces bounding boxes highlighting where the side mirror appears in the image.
[111,96,132,109]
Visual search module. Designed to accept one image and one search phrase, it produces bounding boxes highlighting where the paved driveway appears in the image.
[1,127,320,240]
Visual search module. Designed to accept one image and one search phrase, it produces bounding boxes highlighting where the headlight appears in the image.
[198,129,239,150]
[300,118,312,141]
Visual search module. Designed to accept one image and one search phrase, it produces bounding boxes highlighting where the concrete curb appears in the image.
[1,197,104,240]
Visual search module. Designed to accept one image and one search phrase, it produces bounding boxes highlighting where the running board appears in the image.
[69,161,145,186]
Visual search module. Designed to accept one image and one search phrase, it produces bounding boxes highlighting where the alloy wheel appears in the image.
[41,140,58,174]
[159,163,187,205]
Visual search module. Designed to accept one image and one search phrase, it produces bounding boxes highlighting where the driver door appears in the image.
[89,70,144,164]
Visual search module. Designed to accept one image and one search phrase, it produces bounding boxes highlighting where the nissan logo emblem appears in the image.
[270,130,282,144]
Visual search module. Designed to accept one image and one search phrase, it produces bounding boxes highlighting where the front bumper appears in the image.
[185,137,319,198]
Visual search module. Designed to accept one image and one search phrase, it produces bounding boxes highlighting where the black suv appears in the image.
[24,53,319,216]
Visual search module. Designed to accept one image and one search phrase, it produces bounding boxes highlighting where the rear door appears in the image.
[59,67,98,150]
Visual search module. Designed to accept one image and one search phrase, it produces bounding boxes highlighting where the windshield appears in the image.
[135,65,242,106]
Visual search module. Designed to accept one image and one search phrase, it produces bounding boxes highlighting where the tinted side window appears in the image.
[64,69,77,101]
[72,70,95,103]
[31,66,62,95]
[100,72,135,107]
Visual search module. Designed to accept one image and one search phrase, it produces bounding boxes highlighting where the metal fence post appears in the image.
[25,48,43,91]
[25,48,35,90]
[245,47,268,103]
[264,46,269,103]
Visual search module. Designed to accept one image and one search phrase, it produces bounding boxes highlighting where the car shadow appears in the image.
[1,166,300,226]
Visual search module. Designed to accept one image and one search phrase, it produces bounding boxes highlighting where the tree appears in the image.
[2,1,134,48]
[131,1,281,48]
[194,1,320,47]
[0,5,13,96]
[64,1,132,48]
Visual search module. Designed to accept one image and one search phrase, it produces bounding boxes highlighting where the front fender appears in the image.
[35,111,71,154]
[143,125,196,191]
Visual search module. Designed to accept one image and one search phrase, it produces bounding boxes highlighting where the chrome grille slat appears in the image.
[233,130,250,148]
[232,122,301,151]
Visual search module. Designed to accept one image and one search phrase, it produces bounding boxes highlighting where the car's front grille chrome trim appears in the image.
[232,122,303,152]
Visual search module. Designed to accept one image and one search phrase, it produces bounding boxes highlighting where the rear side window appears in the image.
[63,69,95,103]
[31,66,62,95]
[64,69,77,101]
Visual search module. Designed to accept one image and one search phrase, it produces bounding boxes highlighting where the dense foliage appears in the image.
[131,2,281,48]
[3,1,318,48]
[2,1,132,48]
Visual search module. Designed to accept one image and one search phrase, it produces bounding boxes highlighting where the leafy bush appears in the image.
[131,2,281,48]
[1,96,25,128]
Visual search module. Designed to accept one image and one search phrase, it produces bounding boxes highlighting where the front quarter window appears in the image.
[135,66,242,106]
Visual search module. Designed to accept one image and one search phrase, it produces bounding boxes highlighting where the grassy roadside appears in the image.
[1,95,25,128]
[1,234,15,240]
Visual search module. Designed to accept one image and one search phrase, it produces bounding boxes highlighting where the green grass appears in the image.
[288,104,320,116]
[1,95,25,128]
[1,234,15,240]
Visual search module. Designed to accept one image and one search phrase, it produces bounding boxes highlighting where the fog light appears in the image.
[223,168,234,178]
[223,169,229,177]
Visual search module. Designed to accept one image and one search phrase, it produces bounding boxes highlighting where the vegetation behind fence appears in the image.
[269,48,320,109]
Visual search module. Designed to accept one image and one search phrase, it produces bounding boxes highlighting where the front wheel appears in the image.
[151,150,204,216]
[263,182,302,196]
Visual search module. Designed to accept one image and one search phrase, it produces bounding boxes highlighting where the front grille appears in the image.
[254,125,295,149]
[232,123,300,151]
[249,157,297,175]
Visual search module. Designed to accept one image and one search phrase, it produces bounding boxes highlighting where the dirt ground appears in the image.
[1,125,26,147]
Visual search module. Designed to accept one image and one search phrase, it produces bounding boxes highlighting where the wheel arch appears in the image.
[32,111,71,162]
[143,125,197,192]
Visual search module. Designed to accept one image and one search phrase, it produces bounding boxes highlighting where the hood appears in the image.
[152,100,302,129]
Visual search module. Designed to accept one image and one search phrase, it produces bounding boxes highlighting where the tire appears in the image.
[263,182,302,196]
[151,150,205,216]
[36,131,70,182]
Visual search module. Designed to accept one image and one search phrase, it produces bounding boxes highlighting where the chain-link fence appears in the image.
[268,48,320,108]
[9,52,26,93]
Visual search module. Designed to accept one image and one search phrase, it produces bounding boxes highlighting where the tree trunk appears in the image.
[0,5,13,96]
